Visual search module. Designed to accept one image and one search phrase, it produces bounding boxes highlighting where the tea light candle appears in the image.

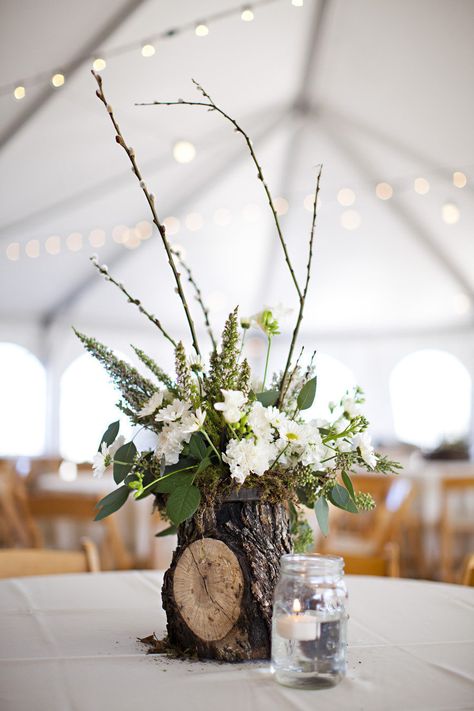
[276,599,319,641]
[276,614,318,641]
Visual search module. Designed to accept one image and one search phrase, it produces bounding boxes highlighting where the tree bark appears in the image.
[162,493,292,661]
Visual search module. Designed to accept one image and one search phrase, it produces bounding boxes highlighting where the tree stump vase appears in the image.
[161,491,292,661]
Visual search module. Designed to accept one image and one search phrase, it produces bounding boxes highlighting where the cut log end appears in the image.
[173,538,243,642]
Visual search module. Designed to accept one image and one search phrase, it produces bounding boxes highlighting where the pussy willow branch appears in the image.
[92,71,201,356]
[90,258,177,348]
[280,345,304,406]
[170,248,217,350]
[278,165,322,406]
[136,80,302,301]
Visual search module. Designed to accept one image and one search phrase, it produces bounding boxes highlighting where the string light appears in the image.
[164,216,181,235]
[141,43,156,57]
[241,7,255,21]
[453,171,467,188]
[375,182,393,200]
[92,57,106,71]
[303,194,315,211]
[195,23,209,37]
[214,208,232,226]
[45,235,61,255]
[414,177,430,195]
[124,231,141,249]
[6,243,20,261]
[173,140,196,164]
[185,212,204,231]
[337,188,355,206]
[25,239,40,258]
[292,0,304,6]
[66,232,83,251]
[442,202,460,225]
[13,86,25,100]
[51,73,65,88]
[135,220,153,239]
[341,209,361,230]
[89,229,106,247]
[273,197,289,215]
[112,225,128,244]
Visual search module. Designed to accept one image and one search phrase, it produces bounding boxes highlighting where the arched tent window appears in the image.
[390,349,472,449]
[309,352,357,419]
[0,343,46,456]
[60,353,131,463]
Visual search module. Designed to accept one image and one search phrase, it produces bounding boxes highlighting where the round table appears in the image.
[0,572,473,710]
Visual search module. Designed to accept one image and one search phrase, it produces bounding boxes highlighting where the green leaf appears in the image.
[256,389,279,407]
[113,441,137,484]
[154,469,195,494]
[314,496,329,536]
[155,525,178,537]
[99,420,120,451]
[166,484,201,525]
[341,471,356,503]
[297,377,317,410]
[328,483,358,514]
[196,455,211,475]
[296,486,311,508]
[94,485,129,521]
[188,433,208,461]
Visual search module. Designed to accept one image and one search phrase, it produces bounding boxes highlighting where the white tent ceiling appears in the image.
[0,0,473,344]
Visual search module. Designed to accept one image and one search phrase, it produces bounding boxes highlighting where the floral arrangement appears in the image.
[77,72,399,548]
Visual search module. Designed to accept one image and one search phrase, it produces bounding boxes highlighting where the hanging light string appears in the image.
[1,0,300,99]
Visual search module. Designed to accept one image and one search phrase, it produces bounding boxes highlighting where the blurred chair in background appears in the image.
[440,477,474,582]
[461,553,474,587]
[0,461,42,548]
[343,543,400,577]
[320,476,414,576]
[0,538,100,578]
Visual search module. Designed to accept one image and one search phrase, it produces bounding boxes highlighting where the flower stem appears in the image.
[262,336,272,389]
[202,429,222,463]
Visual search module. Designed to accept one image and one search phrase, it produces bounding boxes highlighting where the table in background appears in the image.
[1,572,473,711]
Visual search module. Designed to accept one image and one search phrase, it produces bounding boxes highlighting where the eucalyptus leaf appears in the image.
[314,496,329,536]
[94,485,129,521]
[166,484,201,525]
[297,377,317,411]
[98,420,120,451]
[113,441,137,484]
[328,483,358,514]
[256,389,280,407]
[155,525,178,537]
[196,455,211,475]
[341,471,356,503]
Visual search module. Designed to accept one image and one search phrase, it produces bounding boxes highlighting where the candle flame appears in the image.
[292,598,301,613]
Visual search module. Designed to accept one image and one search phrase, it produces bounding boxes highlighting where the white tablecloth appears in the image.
[0,572,473,711]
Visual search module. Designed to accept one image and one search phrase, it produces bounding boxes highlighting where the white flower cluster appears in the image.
[92,435,125,478]
[153,397,205,465]
[215,388,377,484]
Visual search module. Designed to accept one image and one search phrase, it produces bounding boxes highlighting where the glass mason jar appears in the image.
[271,554,347,689]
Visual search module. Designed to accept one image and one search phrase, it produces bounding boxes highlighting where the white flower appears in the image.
[352,432,377,468]
[214,389,247,423]
[92,435,125,478]
[341,396,361,420]
[180,408,206,434]
[187,354,204,372]
[223,437,275,484]
[277,419,311,445]
[247,401,274,439]
[155,398,191,423]
[333,417,350,434]
[244,303,292,337]
[138,391,166,418]
[155,423,192,465]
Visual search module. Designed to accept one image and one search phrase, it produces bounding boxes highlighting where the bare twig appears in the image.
[170,247,217,350]
[92,71,201,356]
[91,257,177,347]
[278,165,322,405]
[280,345,304,407]
[136,81,302,301]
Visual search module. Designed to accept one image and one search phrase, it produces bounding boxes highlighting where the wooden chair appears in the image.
[440,477,474,583]
[28,492,133,570]
[0,462,42,548]
[320,475,414,567]
[461,554,474,587]
[343,543,400,577]
[0,538,100,578]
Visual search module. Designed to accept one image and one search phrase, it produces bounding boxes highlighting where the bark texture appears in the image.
[162,497,291,661]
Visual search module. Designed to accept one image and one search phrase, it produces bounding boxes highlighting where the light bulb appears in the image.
[25,239,40,258]
[141,44,155,57]
[453,171,467,188]
[173,140,196,164]
[164,216,180,235]
[375,182,393,200]
[414,177,429,195]
[89,229,106,247]
[442,202,460,225]
[6,242,20,261]
[92,57,106,71]
[341,209,361,230]
[195,23,209,37]
[337,188,355,206]
[241,8,254,21]
[273,197,289,215]
[185,212,204,231]
[13,86,25,100]
[45,235,61,255]
[51,73,65,88]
